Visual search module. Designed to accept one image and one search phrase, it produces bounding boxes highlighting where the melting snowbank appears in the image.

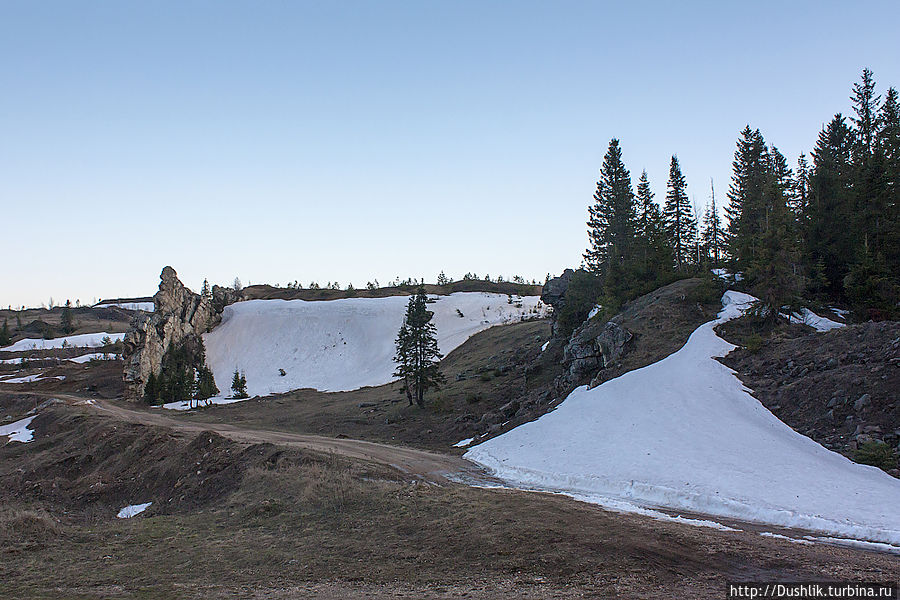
[203,292,545,397]
[0,416,36,443]
[117,502,152,518]
[465,291,900,545]
[788,308,845,332]
[1,332,124,352]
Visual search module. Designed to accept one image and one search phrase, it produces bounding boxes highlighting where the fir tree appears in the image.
[231,368,248,398]
[634,170,671,278]
[663,155,697,271]
[201,278,212,301]
[60,300,75,334]
[877,87,900,285]
[804,115,855,298]
[700,179,726,268]
[850,68,881,159]
[393,287,445,407]
[584,139,637,275]
[726,126,771,271]
[436,271,450,286]
[0,318,10,346]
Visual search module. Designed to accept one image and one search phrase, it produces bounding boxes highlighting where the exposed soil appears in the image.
[0,359,125,399]
[3,397,900,600]
[719,319,900,473]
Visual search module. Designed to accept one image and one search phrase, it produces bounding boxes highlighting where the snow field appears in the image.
[1,332,124,352]
[465,290,900,545]
[202,292,546,398]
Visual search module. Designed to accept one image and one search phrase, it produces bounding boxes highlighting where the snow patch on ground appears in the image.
[1,332,124,352]
[96,301,154,312]
[465,290,900,545]
[160,397,253,411]
[829,307,851,319]
[453,437,474,448]
[0,416,36,443]
[711,268,744,282]
[587,304,603,319]
[540,341,549,352]
[117,502,152,518]
[788,308,845,332]
[203,292,546,397]
[804,536,900,554]
[0,374,65,384]
[759,532,814,545]
[67,353,120,363]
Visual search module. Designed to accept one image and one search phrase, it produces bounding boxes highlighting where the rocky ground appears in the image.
[719,320,900,474]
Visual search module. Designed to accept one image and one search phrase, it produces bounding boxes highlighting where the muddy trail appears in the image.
[25,392,488,484]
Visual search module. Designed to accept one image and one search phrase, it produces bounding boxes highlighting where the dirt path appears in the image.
[52,395,485,483]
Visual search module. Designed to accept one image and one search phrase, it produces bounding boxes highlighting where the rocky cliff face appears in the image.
[122,267,230,402]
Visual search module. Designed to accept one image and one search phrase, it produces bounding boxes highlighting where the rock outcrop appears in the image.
[122,267,228,402]
[540,269,575,309]
[562,320,632,386]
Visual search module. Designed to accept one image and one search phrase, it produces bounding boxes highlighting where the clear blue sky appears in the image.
[2,1,899,307]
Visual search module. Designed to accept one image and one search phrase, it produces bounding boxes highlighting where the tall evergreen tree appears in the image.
[634,169,671,278]
[663,155,697,271]
[393,287,445,407]
[805,115,855,298]
[584,139,637,275]
[701,179,726,268]
[60,300,75,334]
[851,68,881,159]
[726,126,770,271]
[877,87,900,282]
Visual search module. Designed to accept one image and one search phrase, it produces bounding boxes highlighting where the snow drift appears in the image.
[203,292,545,397]
[1,332,124,352]
[465,291,900,545]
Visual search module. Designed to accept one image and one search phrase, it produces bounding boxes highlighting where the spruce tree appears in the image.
[663,155,697,271]
[60,300,75,334]
[851,68,881,159]
[0,318,10,346]
[584,139,637,276]
[877,87,900,286]
[393,287,445,407]
[700,180,726,269]
[804,115,855,298]
[726,126,770,272]
[634,170,671,278]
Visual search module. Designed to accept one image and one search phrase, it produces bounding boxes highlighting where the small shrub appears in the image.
[479,372,492,382]
[687,277,724,305]
[429,395,453,414]
[744,333,763,354]
[855,441,898,471]
[278,368,286,377]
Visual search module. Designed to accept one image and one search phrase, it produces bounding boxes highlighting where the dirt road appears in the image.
[56,395,485,483]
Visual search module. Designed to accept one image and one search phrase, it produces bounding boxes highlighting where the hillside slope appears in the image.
[203,292,545,396]
[466,292,900,545]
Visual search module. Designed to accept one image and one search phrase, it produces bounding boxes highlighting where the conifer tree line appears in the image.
[582,69,899,320]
